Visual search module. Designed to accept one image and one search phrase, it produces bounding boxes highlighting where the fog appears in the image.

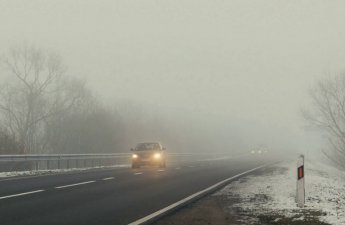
[1,0,345,156]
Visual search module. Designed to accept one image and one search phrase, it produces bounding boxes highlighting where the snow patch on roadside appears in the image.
[306,162,345,224]
[215,161,345,225]
[0,164,130,178]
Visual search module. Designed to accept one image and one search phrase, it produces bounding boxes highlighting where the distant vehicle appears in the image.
[131,142,166,169]
[251,145,270,155]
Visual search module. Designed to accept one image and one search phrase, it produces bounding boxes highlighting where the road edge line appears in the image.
[128,162,277,225]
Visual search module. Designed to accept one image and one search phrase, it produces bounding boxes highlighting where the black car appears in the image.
[131,142,166,169]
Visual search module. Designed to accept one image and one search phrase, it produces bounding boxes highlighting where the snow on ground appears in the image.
[215,160,345,225]
[0,164,130,178]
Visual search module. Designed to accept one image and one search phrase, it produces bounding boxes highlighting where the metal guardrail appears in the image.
[0,152,232,173]
[0,153,131,172]
[0,153,130,161]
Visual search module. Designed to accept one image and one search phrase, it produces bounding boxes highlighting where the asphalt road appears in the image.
[0,155,273,225]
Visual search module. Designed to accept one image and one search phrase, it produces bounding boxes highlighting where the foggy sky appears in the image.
[1,0,345,153]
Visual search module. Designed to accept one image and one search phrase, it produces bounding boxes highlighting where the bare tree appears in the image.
[304,74,345,168]
[0,126,22,154]
[0,45,82,153]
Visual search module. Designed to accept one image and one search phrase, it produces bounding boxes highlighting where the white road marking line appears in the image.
[128,163,273,225]
[157,170,165,172]
[54,181,95,189]
[0,190,44,200]
[134,172,143,175]
[175,167,181,170]
[102,177,115,180]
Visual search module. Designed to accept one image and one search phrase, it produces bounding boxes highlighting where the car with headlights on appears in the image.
[131,142,166,169]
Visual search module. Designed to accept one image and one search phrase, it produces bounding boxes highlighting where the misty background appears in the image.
[1,0,345,157]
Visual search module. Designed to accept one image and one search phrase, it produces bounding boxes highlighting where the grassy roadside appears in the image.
[152,194,330,225]
[152,164,334,225]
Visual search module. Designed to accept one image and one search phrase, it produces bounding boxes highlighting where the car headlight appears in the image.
[132,154,138,159]
[154,153,161,159]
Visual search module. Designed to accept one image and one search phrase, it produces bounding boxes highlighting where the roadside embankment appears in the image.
[153,161,345,225]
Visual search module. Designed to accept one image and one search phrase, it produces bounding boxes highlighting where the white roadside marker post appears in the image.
[296,154,305,207]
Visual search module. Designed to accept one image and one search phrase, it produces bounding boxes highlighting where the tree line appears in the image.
[0,44,235,155]
[0,45,168,154]
[6,44,341,162]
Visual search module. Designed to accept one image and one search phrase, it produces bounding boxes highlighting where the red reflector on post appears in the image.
[296,154,305,208]
[298,165,304,180]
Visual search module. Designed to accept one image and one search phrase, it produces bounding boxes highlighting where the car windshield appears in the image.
[135,143,160,151]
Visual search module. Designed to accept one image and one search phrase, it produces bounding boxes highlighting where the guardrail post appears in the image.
[24,156,28,171]
[58,157,61,170]
[76,159,79,168]
[35,161,39,171]
[10,157,14,172]
[296,154,305,207]
[67,159,70,169]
